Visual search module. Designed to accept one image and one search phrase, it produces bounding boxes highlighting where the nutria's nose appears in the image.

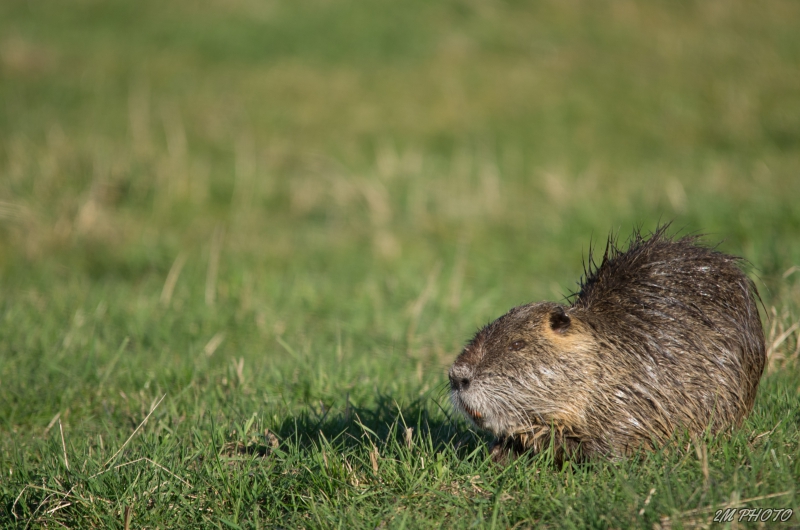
[449,364,472,391]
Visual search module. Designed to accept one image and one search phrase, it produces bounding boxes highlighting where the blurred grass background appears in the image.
[1,0,799,527]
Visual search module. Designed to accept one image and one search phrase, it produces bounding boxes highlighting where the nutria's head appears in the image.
[449,302,597,442]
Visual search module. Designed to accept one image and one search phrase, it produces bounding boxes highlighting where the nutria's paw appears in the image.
[489,437,513,463]
[489,436,531,464]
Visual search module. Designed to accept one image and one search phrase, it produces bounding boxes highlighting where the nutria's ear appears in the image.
[549,306,571,333]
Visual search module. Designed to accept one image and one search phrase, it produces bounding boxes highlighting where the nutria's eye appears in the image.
[509,340,526,352]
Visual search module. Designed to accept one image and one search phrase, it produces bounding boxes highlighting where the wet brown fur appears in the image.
[449,226,766,464]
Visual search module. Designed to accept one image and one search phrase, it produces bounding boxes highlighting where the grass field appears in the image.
[1,0,799,527]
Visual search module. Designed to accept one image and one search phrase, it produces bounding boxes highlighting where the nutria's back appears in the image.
[449,227,766,462]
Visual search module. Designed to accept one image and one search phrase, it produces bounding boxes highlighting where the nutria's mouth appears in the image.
[455,398,485,427]
[463,403,482,420]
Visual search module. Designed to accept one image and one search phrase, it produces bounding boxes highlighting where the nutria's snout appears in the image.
[449,361,487,425]
[449,225,767,464]
[448,363,472,392]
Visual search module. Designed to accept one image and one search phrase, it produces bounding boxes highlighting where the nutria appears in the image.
[449,226,765,463]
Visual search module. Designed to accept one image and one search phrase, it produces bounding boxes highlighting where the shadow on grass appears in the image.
[242,391,492,459]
